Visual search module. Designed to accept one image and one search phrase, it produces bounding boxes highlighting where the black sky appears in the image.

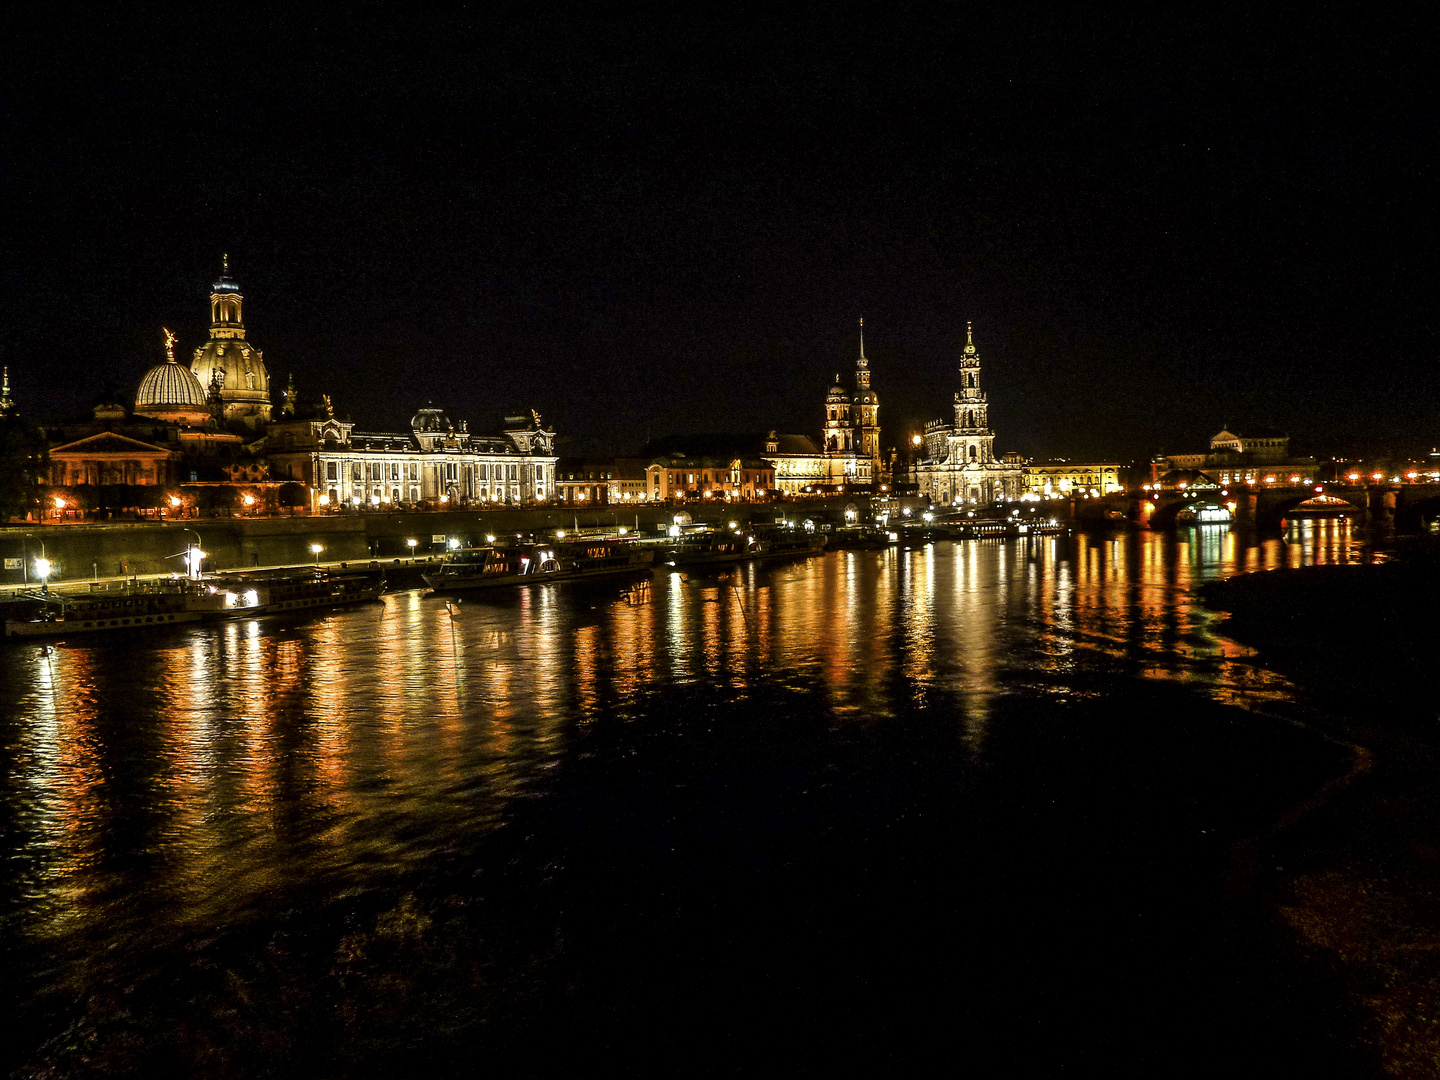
[1,6,1433,461]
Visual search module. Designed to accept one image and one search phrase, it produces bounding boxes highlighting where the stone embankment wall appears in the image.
[1,498,858,585]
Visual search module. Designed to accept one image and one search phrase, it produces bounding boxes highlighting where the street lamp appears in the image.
[182,528,205,580]
[310,543,324,565]
[34,557,51,595]
[23,534,44,586]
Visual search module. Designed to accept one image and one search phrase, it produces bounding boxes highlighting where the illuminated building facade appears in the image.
[1023,461,1125,496]
[555,457,654,504]
[266,406,557,510]
[645,455,774,501]
[912,323,1024,504]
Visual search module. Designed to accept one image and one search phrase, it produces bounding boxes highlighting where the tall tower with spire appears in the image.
[190,255,272,429]
[950,321,994,466]
[0,366,15,418]
[852,317,882,483]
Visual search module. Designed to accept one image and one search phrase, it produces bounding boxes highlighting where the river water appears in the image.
[1,522,1375,1076]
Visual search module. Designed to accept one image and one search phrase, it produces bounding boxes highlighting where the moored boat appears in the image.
[665,530,761,567]
[2,567,385,640]
[423,539,654,592]
[753,528,827,561]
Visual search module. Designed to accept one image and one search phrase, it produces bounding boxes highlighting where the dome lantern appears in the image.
[189,256,272,429]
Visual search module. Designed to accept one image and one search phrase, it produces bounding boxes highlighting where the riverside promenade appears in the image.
[1,497,861,590]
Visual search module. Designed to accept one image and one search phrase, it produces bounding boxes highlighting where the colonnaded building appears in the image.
[911,323,1025,505]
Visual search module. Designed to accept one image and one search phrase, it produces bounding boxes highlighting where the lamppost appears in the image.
[182,528,206,580]
[310,543,324,566]
[406,537,417,561]
[23,534,44,589]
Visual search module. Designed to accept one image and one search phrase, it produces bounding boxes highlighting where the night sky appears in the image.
[1,8,1432,461]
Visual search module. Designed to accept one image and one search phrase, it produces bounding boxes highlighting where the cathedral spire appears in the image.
[855,317,871,391]
[0,365,14,417]
[965,320,975,354]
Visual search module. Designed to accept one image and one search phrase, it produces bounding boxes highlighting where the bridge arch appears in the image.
[1269,493,1358,528]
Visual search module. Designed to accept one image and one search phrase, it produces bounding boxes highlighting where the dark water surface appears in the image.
[1,525,1374,1076]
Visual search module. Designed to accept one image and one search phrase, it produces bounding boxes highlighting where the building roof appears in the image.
[50,431,172,457]
[646,432,823,459]
[135,359,209,412]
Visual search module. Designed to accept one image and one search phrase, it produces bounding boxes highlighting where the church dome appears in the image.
[411,406,452,432]
[135,357,210,423]
[826,379,848,403]
[191,338,270,400]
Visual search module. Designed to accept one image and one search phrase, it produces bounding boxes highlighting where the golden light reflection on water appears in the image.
[0,523,1365,948]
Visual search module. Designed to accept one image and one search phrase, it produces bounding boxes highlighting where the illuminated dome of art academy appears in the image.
[190,256,272,429]
[134,328,211,426]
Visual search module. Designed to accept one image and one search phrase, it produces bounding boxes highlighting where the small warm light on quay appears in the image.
[370,495,380,507]
[556,530,566,538]
[1372,472,1383,481]
[1347,473,1359,482]
[34,557,51,580]
[618,527,628,535]
[310,543,324,564]
[242,494,255,507]
[318,494,330,505]
[170,495,182,507]
[448,538,461,550]
[53,496,66,510]
[484,534,495,543]
[406,538,417,549]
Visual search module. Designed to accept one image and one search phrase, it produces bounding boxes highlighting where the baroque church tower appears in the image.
[950,321,994,465]
[852,318,882,482]
[823,374,854,454]
[190,256,272,430]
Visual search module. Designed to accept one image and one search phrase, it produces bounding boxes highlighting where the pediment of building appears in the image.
[50,431,170,457]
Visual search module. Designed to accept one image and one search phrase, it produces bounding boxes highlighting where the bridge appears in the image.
[1069,482,1440,532]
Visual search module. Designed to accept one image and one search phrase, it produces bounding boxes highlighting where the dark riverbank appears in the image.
[1202,555,1440,1076]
